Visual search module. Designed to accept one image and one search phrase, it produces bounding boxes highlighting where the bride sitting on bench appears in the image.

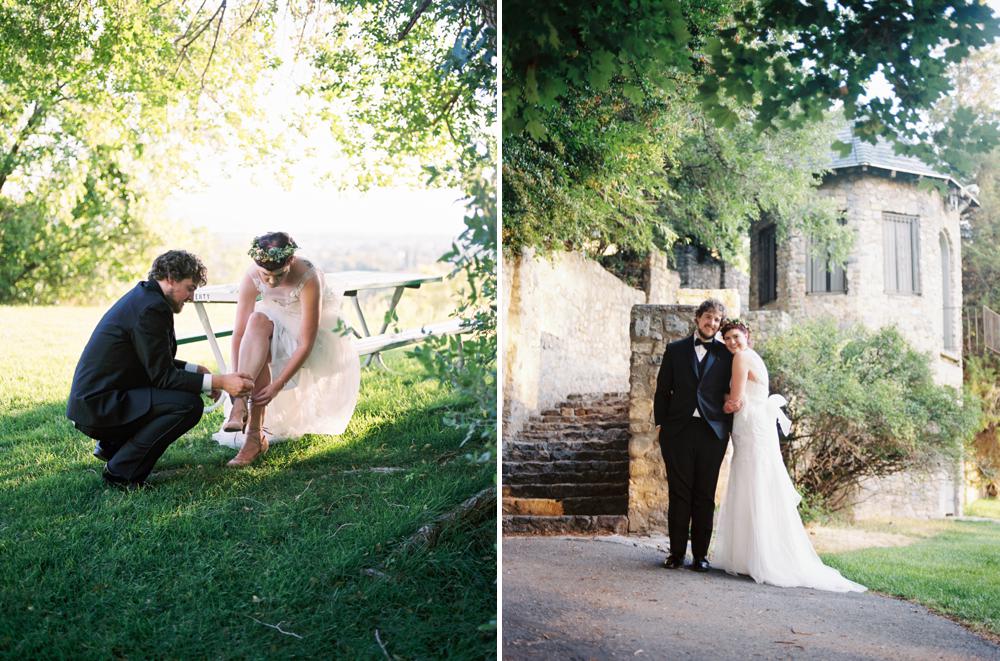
[222,231,361,466]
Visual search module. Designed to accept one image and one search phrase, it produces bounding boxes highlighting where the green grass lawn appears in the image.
[821,518,1000,640]
[0,306,496,659]
[966,498,1000,519]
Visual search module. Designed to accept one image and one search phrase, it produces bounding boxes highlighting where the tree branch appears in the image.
[198,1,227,93]
[0,102,47,194]
[397,0,433,42]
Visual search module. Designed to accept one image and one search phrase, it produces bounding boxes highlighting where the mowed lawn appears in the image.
[820,517,1000,640]
[0,306,496,659]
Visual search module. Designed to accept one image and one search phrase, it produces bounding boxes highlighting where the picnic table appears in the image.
[181,270,468,448]
[188,270,447,372]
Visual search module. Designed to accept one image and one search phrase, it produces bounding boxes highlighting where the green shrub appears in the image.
[964,353,1000,496]
[759,318,981,513]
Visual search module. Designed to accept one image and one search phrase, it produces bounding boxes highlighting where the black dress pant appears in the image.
[659,416,728,559]
[75,389,203,484]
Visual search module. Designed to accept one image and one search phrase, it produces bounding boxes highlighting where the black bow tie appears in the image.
[695,338,712,348]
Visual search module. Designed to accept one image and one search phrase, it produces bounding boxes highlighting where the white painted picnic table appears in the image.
[190,270,444,374]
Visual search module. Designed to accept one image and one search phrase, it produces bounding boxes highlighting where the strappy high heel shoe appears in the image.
[222,396,248,432]
[227,428,269,467]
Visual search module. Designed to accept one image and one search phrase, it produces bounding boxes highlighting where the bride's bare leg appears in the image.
[224,312,273,431]
[227,363,271,467]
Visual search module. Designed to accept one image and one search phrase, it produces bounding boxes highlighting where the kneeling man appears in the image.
[67,250,254,489]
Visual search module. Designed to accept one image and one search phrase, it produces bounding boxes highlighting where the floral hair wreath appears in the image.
[248,238,298,265]
[720,317,752,336]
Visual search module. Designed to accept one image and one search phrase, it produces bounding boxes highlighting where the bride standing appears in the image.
[222,231,361,466]
[712,318,865,592]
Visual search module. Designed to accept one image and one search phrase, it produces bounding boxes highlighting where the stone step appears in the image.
[503,447,627,463]
[500,495,627,516]
[502,514,628,535]
[504,482,628,499]
[517,427,629,443]
[524,419,628,432]
[505,438,629,454]
[560,495,628,515]
[502,497,565,516]
[536,407,628,421]
[502,470,629,487]
[502,459,629,475]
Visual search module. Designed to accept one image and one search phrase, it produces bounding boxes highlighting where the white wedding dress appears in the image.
[712,349,866,592]
[223,261,360,441]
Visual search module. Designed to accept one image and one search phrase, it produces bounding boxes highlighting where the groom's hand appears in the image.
[723,399,742,413]
[215,372,254,398]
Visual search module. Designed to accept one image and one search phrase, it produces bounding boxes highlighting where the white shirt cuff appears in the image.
[202,373,213,392]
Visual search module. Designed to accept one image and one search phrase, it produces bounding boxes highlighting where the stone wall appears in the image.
[673,244,750,304]
[503,249,646,441]
[646,250,680,305]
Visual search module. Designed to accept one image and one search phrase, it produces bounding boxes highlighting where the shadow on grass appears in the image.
[0,394,496,659]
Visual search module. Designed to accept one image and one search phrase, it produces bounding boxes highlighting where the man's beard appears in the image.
[168,299,183,314]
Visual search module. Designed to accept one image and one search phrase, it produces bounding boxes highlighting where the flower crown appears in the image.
[248,239,297,265]
[720,317,752,335]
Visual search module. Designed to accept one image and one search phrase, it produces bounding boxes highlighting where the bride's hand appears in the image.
[723,398,743,414]
[252,379,285,407]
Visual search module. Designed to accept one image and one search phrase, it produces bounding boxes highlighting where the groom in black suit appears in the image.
[67,250,254,490]
[654,298,737,572]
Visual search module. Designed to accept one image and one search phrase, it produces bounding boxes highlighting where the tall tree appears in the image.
[0,0,277,303]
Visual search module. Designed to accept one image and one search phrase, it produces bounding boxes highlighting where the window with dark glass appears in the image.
[759,225,777,305]
[807,239,847,293]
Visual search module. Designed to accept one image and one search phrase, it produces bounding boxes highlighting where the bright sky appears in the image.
[165,182,468,239]
[163,6,467,241]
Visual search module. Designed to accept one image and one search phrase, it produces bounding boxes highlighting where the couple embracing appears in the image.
[654,298,865,592]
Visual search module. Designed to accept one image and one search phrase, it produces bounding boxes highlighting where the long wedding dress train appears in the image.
[712,351,866,593]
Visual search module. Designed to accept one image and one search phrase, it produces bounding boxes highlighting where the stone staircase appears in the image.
[502,393,630,534]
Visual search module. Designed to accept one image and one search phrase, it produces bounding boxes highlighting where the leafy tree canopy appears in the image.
[502,0,998,264]
[0,0,279,303]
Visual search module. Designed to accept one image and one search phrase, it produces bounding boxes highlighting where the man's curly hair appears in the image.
[148,250,207,287]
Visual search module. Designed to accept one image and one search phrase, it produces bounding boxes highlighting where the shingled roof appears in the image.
[828,126,978,206]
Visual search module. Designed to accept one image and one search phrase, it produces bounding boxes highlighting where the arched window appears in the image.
[940,232,955,350]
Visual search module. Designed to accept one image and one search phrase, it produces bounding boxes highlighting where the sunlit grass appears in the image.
[966,498,1000,519]
[821,517,1000,638]
[0,306,495,659]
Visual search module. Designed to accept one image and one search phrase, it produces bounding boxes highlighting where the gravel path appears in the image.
[503,536,1000,660]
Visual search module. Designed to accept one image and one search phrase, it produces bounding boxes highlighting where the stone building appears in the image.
[748,128,979,517]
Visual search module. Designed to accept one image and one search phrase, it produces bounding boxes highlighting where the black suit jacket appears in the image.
[66,281,203,428]
[653,335,734,442]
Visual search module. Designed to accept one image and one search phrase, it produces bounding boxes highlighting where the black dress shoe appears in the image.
[93,441,115,462]
[101,467,148,492]
[662,554,685,569]
[690,557,710,573]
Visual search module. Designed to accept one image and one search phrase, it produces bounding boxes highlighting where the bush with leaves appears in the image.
[759,318,981,514]
[964,354,1000,497]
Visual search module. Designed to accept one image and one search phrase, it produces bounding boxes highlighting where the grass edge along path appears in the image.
[820,517,1000,645]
